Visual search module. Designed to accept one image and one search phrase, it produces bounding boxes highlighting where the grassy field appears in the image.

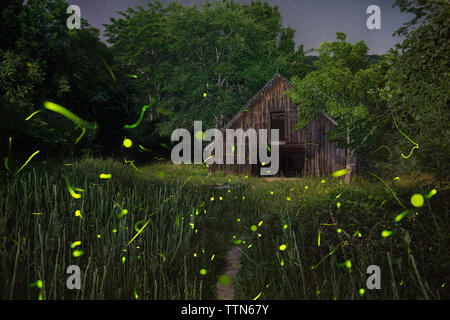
[0,157,448,300]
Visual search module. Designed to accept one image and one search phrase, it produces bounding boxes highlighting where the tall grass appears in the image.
[1,159,448,300]
[231,178,449,300]
[0,158,230,299]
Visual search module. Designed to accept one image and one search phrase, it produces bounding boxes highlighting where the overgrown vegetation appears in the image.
[1,159,448,299]
[0,0,448,300]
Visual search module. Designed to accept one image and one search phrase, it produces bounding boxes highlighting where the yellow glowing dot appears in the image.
[199,269,207,275]
[345,260,352,269]
[381,230,393,238]
[97,234,101,238]
[203,93,207,98]
[194,131,205,141]
[283,224,288,230]
[305,185,309,189]
[237,218,241,222]
[113,228,117,233]
[258,220,263,227]
[30,280,43,288]
[359,288,365,296]
[337,202,341,208]
[72,250,84,258]
[279,244,287,251]
[193,253,197,257]
[123,138,133,148]
[286,197,291,201]
[337,228,342,234]
[245,175,249,179]
[281,258,285,266]
[411,194,424,207]
[217,274,231,285]
[270,191,274,195]
[122,256,126,264]
[210,197,215,201]
[75,210,82,218]
[321,179,326,183]
[134,291,138,299]
[219,196,223,201]
[251,225,257,232]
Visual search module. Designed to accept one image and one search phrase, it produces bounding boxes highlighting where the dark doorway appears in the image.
[279,151,305,177]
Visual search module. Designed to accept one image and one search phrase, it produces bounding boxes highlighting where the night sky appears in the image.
[66,0,414,55]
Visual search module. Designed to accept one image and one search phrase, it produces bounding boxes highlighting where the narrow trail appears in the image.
[216,246,242,300]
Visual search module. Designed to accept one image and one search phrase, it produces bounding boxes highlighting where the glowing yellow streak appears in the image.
[367,171,406,209]
[70,241,81,248]
[64,175,81,199]
[25,110,42,121]
[124,159,141,171]
[253,292,262,300]
[32,212,45,215]
[311,242,345,270]
[373,145,393,159]
[14,150,39,176]
[318,231,321,247]
[138,144,151,152]
[331,169,347,178]
[425,189,437,199]
[75,127,86,145]
[127,218,151,246]
[394,209,413,223]
[99,174,112,179]
[182,176,192,187]
[392,115,419,158]
[44,101,96,129]
[97,53,116,83]
[158,253,166,262]
[3,236,20,246]
[381,230,393,238]
[124,100,153,129]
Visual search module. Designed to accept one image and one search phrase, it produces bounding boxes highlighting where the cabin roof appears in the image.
[223,73,337,130]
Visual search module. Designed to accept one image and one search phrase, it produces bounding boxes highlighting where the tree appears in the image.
[286,32,388,183]
[105,0,306,137]
[383,0,449,178]
[0,0,124,160]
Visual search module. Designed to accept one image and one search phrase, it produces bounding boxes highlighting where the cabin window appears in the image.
[271,113,287,141]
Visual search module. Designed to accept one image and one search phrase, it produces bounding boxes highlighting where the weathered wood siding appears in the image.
[211,74,359,177]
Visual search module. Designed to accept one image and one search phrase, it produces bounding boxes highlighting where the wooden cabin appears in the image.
[210,73,360,177]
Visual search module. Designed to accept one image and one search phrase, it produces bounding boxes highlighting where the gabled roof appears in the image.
[223,73,291,130]
[222,73,338,130]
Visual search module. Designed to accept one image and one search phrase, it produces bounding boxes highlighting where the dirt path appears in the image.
[216,246,242,300]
